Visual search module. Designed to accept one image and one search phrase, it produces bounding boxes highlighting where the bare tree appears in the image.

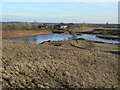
[32,21,38,30]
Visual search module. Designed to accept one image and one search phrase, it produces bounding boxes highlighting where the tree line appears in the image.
[2,22,118,31]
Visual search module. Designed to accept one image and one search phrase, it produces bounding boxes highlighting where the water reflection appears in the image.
[6,34,120,44]
[81,34,120,44]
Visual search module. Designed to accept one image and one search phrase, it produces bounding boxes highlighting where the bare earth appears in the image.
[2,39,119,88]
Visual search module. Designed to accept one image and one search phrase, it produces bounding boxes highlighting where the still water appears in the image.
[6,34,120,44]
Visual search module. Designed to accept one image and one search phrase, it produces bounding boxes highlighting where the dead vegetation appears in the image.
[2,39,119,89]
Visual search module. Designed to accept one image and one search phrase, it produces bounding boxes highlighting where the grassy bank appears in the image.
[2,30,52,39]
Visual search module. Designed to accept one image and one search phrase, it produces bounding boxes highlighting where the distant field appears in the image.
[2,30,52,39]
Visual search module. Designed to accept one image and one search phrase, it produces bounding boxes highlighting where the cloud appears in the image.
[2,12,117,23]
[1,0,119,2]
[1,1,118,23]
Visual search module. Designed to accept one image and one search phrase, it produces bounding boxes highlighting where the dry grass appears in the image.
[2,30,52,39]
[2,39,119,88]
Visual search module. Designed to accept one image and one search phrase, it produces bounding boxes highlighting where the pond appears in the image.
[6,34,120,44]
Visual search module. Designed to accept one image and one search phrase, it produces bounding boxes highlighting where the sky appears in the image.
[1,2,118,24]
[0,0,119,2]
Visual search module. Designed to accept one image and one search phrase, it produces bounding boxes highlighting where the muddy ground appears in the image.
[1,39,119,89]
[96,35,120,41]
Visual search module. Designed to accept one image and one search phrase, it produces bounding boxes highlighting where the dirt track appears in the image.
[2,39,119,88]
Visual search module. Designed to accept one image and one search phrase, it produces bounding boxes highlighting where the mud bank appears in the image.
[96,35,120,41]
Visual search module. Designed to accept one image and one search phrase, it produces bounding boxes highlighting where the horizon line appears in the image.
[0,21,118,24]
